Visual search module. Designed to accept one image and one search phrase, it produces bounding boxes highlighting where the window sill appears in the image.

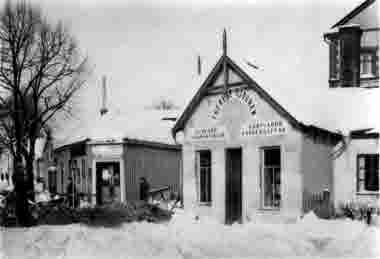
[259,207,281,211]
[360,75,378,80]
[198,202,212,207]
[356,192,380,196]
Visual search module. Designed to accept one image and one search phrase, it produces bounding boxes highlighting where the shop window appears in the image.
[261,147,281,208]
[197,150,212,204]
[60,162,64,193]
[81,159,86,193]
[88,168,92,194]
[357,154,379,192]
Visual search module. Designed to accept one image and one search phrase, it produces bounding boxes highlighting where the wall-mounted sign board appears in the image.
[92,144,123,157]
[241,120,287,137]
[189,126,226,141]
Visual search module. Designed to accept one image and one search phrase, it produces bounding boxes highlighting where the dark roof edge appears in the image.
[123,138,181,150]
[54,138,90,152]
[300,123,343,142]
[350,131,379,139]
[331,0,376,29]
[172,56,225,138]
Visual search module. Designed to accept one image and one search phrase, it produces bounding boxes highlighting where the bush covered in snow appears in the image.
[339,200,380,225]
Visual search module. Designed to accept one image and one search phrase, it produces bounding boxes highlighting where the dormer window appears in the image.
[326,25,379,88]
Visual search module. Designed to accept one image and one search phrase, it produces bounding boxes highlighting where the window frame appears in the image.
[196,150,212,205]
[260,146,282,210]
[356,153,379,194]
[359,47,377,79]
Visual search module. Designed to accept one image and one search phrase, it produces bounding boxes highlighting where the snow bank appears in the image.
[1,211,379,259]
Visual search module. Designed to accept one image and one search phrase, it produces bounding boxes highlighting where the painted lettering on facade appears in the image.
[211,89,256,120]
[189,126,226,141]
[241,120,287,137]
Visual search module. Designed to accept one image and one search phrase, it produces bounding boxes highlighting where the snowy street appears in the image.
[1,211,379,259]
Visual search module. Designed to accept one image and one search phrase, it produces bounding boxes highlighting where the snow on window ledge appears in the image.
[356,191,380,196]
[198,201,212,206]
[360,73,376,79]
[259,207,281,211]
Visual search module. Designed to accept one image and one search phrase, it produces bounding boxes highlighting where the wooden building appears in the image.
[53,134,181,205]
[50,76,181,205]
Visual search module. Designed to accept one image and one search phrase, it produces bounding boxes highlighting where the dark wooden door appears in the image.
[225,148,242,224]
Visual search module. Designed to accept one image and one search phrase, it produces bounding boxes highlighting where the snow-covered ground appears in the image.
[1,211,379,259]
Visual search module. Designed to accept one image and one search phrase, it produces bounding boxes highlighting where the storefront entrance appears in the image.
[225,148,242,224]
[96,162,121,205]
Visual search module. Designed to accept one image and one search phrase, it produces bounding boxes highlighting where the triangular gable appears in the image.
[172,55,303,137]
[212,66,244,86]
[331,0,376,28]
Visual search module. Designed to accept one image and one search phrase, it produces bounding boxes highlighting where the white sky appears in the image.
[2,0,378,137]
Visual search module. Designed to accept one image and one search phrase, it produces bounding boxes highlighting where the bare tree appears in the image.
[0,0,88,225]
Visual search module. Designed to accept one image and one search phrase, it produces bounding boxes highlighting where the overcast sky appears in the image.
[3,0,378,137]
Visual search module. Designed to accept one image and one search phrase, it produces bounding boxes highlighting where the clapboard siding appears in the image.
[124,144,181,201]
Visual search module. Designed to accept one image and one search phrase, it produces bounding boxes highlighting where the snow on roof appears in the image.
[54,108,179,149]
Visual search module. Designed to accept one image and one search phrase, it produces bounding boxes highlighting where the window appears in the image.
[360,48,377,79]
[329,39,340,80]
[60,162,64,193]
[82,159,86,193]
[48,169,57,194]
[197,150,211,203]
[360,53,373,76]
[357,154,379,192]
[261,147,281,208]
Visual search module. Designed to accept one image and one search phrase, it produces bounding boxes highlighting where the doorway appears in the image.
[96,162,121,205]
[225,148,242,224]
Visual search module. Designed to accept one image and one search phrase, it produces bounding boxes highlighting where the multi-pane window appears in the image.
[82,159,86,193]
[357,154,379,192]
[60,162,64,193]
[261,147,281,208]
[198,150,212,203]
[360,53,374,77]
[48,169,57,194]
[330,39,340,79]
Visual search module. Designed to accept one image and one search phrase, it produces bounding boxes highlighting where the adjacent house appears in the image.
[323,0,379,88]
[324,0,379,209]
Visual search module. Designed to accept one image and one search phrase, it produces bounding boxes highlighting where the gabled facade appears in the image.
[173,45,342,224]
[323,0,379,88]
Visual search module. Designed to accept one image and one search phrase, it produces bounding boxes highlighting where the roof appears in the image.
[54,108,179,150]
[331,0,376,28]
[350,128,379,139]
[172,54,343,142]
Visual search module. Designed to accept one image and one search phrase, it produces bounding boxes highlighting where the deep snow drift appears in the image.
[1,211,379,259]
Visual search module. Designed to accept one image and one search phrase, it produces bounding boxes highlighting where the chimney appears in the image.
[100,75,108,116]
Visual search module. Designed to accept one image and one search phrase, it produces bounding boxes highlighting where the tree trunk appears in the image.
[25,155,35,201]
[13,162,32,226]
